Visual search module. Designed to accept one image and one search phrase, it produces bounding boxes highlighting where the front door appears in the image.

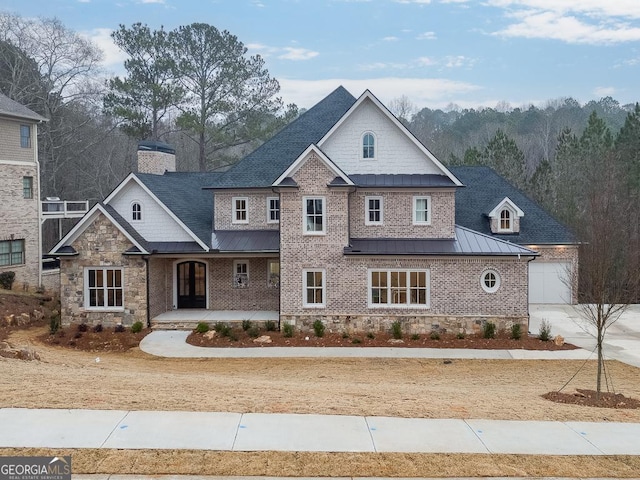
[177,261,206,308]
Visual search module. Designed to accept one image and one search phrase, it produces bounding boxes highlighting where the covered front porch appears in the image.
[151,309,279,330]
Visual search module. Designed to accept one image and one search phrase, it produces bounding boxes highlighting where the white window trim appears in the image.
[267,259,280,288]
[303,268,326,308]
[232,197,249,224]
[302,196,326,235]
[362,131,376,160]
[481,269,501,294]
[233,259,249,288]
[367,269,430,309]
[498,208,514,233]
[266,196,280,224]
[365,196,384,226]
[83,267,125,311]
[412,196,432,225]
[131,200,143,223]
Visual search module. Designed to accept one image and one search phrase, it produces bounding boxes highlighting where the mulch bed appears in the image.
[187,329,579,350]
[543,389,640,409]
[39,326,149,352]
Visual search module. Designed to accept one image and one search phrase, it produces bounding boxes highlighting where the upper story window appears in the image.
[267,197,280,223]
[499,209,512,232]
[84,267,123,310]
[413,196,431,225]
[304,196,325,235]
[22,177,33,199]
[233,260,249,288]
[365,196,383,225]
[0,239,25,266]
[131,202,142,222]
[233,197,248,224]
[20,125,31,148]
[362,132,375,159]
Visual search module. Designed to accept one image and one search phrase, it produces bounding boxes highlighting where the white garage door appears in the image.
[529,262,571,304]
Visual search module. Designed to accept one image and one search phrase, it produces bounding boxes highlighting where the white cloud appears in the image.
[383,36,399,41]
[488,0,640,44]
[394,0,432,4]
[593,86,616,97]
[416,56,435,66]
[278,47,319,61]
[139,0,165,3]
[81,28,128,73]
[444,55,474,68]
[416,31,437,40]
[277,77,481,110]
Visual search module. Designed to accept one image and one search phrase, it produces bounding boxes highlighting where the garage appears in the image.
[529,262,572,304]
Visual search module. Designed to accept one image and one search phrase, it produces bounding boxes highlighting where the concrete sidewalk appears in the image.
[139,331,594,360]
[2,408,639,455]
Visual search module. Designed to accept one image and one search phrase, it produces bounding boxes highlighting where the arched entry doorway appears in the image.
[176,261,206,308]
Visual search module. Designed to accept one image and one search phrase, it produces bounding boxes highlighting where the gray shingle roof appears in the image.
[136,172,222,248]
[103,204,150,252]
[345,226,537,256]
[349,174,456,188]
[212,86,356,189]
[450,166,576,245]
[0,93,47,122]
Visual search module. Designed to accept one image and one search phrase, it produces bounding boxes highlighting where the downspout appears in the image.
[272,187,282,331]
[526,254,536,334]
[144,256,151,328]
[35,122,42,290]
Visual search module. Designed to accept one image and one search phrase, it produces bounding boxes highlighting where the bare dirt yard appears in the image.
[2,290,640,477]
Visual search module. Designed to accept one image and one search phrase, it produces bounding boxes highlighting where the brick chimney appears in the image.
[137,140,176,175]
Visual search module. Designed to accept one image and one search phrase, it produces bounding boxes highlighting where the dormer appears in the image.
[488,197,524,234]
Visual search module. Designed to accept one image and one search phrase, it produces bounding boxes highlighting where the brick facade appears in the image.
[137,150,175,175]
[59,214,147,327]
[214,190,280,231]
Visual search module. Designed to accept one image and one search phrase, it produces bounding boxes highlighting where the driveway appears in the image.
[529,304,640,368]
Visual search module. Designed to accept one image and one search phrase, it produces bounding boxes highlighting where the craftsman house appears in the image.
[0,93,47,290]
[51,87,576,333]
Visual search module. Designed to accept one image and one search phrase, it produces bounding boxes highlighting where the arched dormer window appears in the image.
[132,202,142,222]
[362,132,375,159]
[499,208,511,231]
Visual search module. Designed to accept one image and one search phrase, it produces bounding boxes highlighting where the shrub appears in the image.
[0,271,16,290]
[313,319,325,337]
[195,322,209,334]
[131,321,143,333]
[391,321,402,339]
[539,319,552,341]
[73,332,82,339]
[228,331,238,341]
[219,325,231,337]
[93,324,103,333]
[49,314,61,335]
[352,337,362,344]
[510,323,522,340]
[213,322,226,333]
[366,332,375,339]
[342,331,350,339]
[429,331,440,340]
[482,321,496,339]
[265,320,277,332]
[241,319,252,331]
[282,323,294,338]
[77,323,88,333]
[247,326,261,338]
[114,324,125,333]
[456,332,466,339]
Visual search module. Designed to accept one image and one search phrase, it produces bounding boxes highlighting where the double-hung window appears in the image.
[499,209,512,232]
[84,267,123,310]
[0,239,25,266]
[233,260,249,288]
[233,197,248,224]
[413,196,431,225]
[20,125,31,148]
[362,132,375,159]
[303,196,325,234]
[365,196,383,225]
[267,259,280,288]
[267,197,280,223]
[303,269,325,307]
[369,269,429,307]
[22,177,33,199]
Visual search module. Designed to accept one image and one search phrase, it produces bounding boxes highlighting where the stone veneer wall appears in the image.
[278,151,531,334]
[59,214,147,326]
[350,189,456,238]
[0,162,40,290]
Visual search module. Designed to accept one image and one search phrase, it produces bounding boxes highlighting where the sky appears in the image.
[1,0,640,111]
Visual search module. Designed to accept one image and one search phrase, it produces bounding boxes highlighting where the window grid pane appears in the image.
[305,271,324,305]
[86,268,123,309]
[371,270,428,307]
[305,198,324,232]
[269,198,280,221]
[415,198,429,222]
[23,177,33,198]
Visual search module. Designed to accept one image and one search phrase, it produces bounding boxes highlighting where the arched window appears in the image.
[132,202,142,221]
[481,269,501,293]
[362,132,375,159]
[500,208,511,231]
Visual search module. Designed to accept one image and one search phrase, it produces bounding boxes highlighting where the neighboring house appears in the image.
[51,87,574,334]
[0,93,47,290]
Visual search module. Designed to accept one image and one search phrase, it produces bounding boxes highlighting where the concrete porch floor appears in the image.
[152,310,279,329]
